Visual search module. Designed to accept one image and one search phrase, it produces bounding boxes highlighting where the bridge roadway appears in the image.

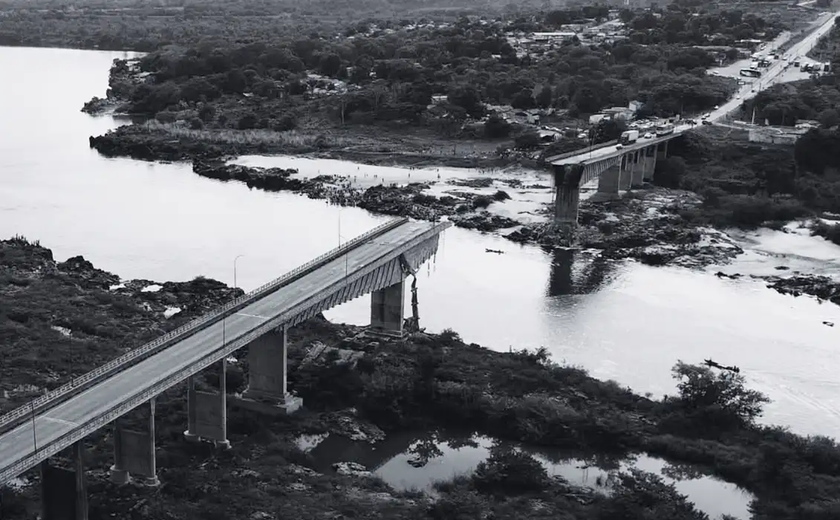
[551,8,840,170]
[0,218,444,485]
[552,126,690,167]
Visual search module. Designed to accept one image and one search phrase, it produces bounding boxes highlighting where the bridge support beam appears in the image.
[593,164,621,201]
[656,140,668,160]
[552,164,583,239]
[184,361,231,448]
[370,281,405,337]
[619,154,632,191]
[643,147,657,181]
[109,400,159,486]
[41,441,88,520]
[631,150,645,188]
[236,325,302,415]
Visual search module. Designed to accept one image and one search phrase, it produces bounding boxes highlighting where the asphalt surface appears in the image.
[0,219,438,484]
[553,10,840,168]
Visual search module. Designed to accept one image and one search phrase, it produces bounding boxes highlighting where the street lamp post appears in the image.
[233,254,245,291]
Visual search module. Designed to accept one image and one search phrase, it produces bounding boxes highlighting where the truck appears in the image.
[619,130,639,145]
[655,123,675,137]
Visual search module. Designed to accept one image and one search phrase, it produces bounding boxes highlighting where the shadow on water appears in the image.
[547,248,617,297]
[299,430,753,520]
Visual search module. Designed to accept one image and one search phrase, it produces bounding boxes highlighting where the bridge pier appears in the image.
[656,140,668,160]
[551,164,584,239]
[236,325,302,415]
[619,154,633,191]
[41,441,88,520]
[642,146,657,181]
[631,150,645,188]
[370,281,405,337]
[184,360,231,448]
[109,399,159,486]
[593,164,621,201]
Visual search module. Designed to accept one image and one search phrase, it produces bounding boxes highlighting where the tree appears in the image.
[536,86,553,109]
[448,85,485,119]
[318,53,343,77]
[484,114,511,138]
[670,361,770,428]
[514,131,541,150]
[511,90,535,110]
[590,118,627,144]
[819,108,840,129]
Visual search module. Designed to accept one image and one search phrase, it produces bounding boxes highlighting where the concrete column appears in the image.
[554,184,580,229]
[619,154,632,191]
[144,399,159,487]
[631,150,645,187]
[108,405,158,486]
[183,376,199,442]
[237,325,302,414]
[594,164,621,201]
[656,140,668,160]
[552,164,582,233]
[109,420,129,485]
[643,147,657,181]
[216,359,230,449]
[40,442,88,520]
[370,281,405,335]
[73,443,88,520]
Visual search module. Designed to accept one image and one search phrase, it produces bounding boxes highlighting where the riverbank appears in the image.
[2,237,840,520]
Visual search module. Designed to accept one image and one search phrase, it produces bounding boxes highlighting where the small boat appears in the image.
[485,249,505,254]
[704,359,740,373]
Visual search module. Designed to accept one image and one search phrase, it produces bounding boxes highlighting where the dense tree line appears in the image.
[111,14,734,137]
[620,6,784,46]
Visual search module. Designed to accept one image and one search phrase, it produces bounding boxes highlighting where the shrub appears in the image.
[667,361,770,432]
[472,447,550,495]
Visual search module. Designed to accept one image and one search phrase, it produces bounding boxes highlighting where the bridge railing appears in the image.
[0,217,408,435]
[0,218,450,486]
[544,139,619,164]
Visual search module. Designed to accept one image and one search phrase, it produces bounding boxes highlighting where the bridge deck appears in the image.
[551,127,687,167]
[0,219,441,483]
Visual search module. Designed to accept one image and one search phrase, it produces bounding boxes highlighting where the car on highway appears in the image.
[702,120,712,126]
[644,132,653,139]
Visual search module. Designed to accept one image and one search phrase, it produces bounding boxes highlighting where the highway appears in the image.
[552,10,840,169]
[0,219,443,484]
[706,10,840,124]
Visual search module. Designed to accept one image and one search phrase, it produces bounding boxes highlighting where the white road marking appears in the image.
[42,417,78,428]
[235,313,269,320]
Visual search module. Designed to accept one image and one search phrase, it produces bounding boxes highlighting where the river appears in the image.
[2,46,840,441]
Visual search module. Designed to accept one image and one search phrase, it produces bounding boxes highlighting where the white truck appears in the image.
[619,130,639,146]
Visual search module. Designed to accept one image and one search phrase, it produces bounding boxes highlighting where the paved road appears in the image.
[552,11,839,168]
[0,219,439,484]
[706,10,839,124]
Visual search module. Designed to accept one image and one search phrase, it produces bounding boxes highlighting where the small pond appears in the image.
[297,431,753,520]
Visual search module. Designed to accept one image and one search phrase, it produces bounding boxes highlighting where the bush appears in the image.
[237,113,258,130]
[472,447,550,495]
[667,361,770,432]
[483,114,511,138]
[154,111,177,123]
[189,117,204,130]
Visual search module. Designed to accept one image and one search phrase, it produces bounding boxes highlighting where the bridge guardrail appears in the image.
[544,140,619,164]
[0,217,408,435]
[0,218,448,485]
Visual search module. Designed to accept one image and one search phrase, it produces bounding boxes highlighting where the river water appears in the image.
[3,46,840,443]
